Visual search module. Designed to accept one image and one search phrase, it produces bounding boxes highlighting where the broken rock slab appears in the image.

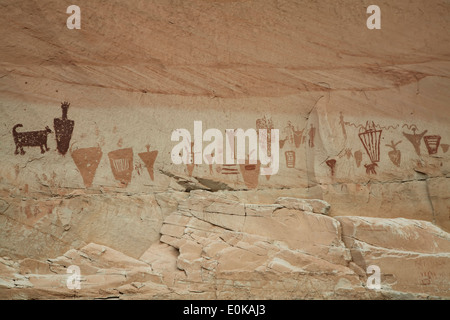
[171,190,350,265]
[337,216,450,297]
[0,243,167,300]
[275,197,331,215]
[149,191,367,298]
[1,191,449,299]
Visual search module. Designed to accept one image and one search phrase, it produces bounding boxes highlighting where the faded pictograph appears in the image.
[71,147,103,188]
[204,151,216,175]
[364,163,378,175]
[186,142,195,177]
[256,116,274,156]
[340,115,431,174]
[308,124,316,148]
[386,140,402,167]
[341,114,409,174]
[336,148,356,177]
[108,148,134,186]
[424,135,441,155]
[54,101,74,155]
[138,144,158,181]
[402,125,427,156]
[221,164,239,175]
[220,130,239,176]
[285,151,295,168]
[339,148,353,160]
[326,159,337,176]
[294,128,304,148]
[339,112,347,140]
[279,120,309,169]
[359,122,382,174]
[420,271,436,286]
[281,120,310,169]
[135,163,144,176]
[239,159,261,189]
[22,201,51,225]
[13,124,52,155]
[281,121,304,149]
[354,150,363,168]
[340,113,446,176]
[279,137,287,149]
[441,144,449,153]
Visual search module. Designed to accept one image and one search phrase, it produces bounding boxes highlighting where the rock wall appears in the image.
[1,192,449,299]
[0,0,449,299]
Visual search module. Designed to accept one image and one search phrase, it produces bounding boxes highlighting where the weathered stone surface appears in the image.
[1,192,449,299]
[0,193,167,259]
[0,243,168,299]
[0,0,449,300]
[275,197,331,215]
[337,216,450,296]
[427,177,450,232]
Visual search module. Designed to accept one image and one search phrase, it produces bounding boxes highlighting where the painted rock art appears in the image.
[257,116,274,156]
[54,101,74,155]
[282,121,304,148]
[138,145,158,181]
[294,128,304,148]
[359,122,382,174]
[359,122,382,163]
[424,135,441,155]
[282,121,295,146]
[402,127,427,156]
[204,151,215,175]
[354,150,363,168]
[364,163,378,175]
[285,151,296,168]
[326,159,336,176]
[12,124,52,155]
[441,144,449,153]
[308,124,316,148]
[264,165,272,181]
[281,121,304,149]
[186,142,195,177]
[134,163,143,176]
[23,202,51,225]
[222,164,239,175]
[339,148,353,160]
[339,112,347,140]
[221,130,239,176]
[420,271,436,286]
[239,160,261,189]
[72,147,103,188]
[108,148,133,186]
[386,140,402,167]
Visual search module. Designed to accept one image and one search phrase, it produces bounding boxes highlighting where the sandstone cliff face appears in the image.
[0,0,449,299]
[1,192,449,299]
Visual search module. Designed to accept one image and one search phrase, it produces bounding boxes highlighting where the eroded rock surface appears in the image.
[0,0,449,299]
[1,192,448,299]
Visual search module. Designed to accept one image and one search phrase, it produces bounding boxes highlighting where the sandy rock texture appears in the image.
[1,191,448,299]
[0,0,449,299]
